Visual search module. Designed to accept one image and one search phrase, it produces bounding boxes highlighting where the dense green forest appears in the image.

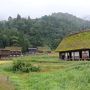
[0,12,90,52]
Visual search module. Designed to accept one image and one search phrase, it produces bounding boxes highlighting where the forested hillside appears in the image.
[0,12,90,52]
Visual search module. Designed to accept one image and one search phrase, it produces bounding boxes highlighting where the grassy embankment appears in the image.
[0,53,90,90]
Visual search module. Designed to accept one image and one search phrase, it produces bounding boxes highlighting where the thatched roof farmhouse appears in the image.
[5,46,22,56]
[56,30,90,60]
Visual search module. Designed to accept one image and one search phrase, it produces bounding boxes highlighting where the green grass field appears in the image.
[0,54,90,90]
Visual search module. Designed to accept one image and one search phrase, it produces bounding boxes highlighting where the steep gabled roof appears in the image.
[56,30,90,52]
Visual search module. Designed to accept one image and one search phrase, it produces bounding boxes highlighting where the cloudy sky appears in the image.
[0,0,90,20]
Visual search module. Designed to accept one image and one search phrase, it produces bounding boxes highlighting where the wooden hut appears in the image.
[5,46,22,56]
[0,49,10,59]
[56,30,90,60]
[28,48,37,54]
[37,47,51,53]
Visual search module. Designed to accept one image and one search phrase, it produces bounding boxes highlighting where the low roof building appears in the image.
[56,30,90,60]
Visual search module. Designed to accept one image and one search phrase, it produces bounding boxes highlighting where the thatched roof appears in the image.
[56,30,90,52]
[5,46,22,51]
[38,47,51,52]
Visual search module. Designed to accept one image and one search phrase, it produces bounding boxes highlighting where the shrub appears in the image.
[12,59,40,73]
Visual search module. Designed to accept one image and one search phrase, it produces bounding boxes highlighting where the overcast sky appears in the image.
[0,0,90,20]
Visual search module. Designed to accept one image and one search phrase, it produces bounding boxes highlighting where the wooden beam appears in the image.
[79,50,82,60]
[89,50,90,59]
[69,52,72,60]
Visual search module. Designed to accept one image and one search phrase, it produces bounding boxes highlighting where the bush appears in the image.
[12,59,40,73]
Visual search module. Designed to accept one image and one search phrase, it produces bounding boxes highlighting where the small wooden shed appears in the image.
[37,47,51,53]
[0,49,10,59]
[28,48,37,54]
[5,46,22,56]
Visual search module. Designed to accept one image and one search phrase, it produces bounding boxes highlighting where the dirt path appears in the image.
[0,75,15,90]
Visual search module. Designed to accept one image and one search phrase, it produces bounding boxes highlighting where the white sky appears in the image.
[0,0,90,20]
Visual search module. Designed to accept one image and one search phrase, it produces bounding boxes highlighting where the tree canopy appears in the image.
[0,12,90,52]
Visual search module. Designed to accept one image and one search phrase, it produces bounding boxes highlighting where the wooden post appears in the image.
[79,50,82,60]
[89,50,90,60]
[69,52,72,60]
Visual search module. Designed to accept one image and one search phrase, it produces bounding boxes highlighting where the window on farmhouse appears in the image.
[82,51,89,59]
[72,52,79,60]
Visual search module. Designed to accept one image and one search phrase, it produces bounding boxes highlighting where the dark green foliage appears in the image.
[12,59,40,73]
[0,12,90,50]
